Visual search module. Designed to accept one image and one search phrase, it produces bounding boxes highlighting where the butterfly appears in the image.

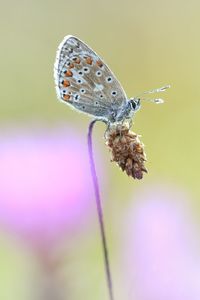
[54,35,169,124]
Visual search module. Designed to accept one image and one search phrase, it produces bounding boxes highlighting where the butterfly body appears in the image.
[54,35,141,124]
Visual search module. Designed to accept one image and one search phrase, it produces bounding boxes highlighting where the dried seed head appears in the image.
[105,124,147,180]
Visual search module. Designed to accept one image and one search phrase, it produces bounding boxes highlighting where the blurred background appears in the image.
[1,0,200,299]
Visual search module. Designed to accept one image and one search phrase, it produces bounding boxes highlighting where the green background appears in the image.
[0,0,200,299]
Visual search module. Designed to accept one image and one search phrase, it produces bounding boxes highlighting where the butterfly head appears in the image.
[129,98,141,112]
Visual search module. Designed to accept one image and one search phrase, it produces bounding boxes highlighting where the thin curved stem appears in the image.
[87,120,114,300]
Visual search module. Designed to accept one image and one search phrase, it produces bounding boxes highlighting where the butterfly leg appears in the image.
[120,117,132,130]
[127,118,132,129]
[104,121,112,138]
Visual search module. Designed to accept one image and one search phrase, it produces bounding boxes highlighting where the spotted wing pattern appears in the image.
[54,35,128,121]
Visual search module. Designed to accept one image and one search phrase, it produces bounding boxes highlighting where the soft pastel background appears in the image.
[1,0,200,299]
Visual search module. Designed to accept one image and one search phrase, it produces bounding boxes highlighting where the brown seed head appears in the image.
[105,124,147,180]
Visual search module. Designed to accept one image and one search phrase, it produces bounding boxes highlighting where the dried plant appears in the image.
[105,124,147,179]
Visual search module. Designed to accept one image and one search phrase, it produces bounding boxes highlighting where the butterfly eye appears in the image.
[132,102,136,109]
[130,99,140,110]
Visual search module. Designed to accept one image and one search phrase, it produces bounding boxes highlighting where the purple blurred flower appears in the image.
[0,128,93,247]
[123,185,200,300]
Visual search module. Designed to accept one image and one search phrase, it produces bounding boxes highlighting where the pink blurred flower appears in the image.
[123,185,200,300]
[0,128,94,247]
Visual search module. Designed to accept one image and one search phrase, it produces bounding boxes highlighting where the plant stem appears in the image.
[87,120,114,300]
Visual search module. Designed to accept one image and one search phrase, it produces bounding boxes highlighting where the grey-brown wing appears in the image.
[54,35,128,120]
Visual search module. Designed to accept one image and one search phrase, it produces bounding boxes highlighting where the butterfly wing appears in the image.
[54,35,128,121]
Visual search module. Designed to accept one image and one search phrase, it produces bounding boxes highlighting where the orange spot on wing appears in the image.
[75,57,81,64]
[96,60,103,68]
[64,70,73,77]
[69,63,74,69]
[63,94,70,101]
[62,80,70,87]
[86,57,93,65]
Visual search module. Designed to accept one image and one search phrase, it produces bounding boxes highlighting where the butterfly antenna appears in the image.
[136,84,170,104]
[142,84,171,95]
[139,97,165,104]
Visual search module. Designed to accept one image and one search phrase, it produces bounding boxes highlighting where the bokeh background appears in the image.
[1,0,200,299]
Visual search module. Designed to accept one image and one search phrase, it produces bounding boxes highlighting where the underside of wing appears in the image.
[54,35,127,119]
